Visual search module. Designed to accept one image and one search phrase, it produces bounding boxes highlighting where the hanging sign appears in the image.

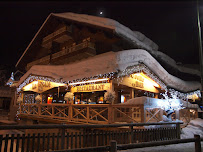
[22,80,66,93]
[71,83,110,93]
[116,73,160,93]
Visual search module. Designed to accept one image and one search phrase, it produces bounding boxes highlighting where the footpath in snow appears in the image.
[120,118,203,152]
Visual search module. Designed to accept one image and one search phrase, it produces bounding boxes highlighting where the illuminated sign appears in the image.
[71,83,110,92]
[38,81,51,92]
[116,72,160,93]
[22,80,66,93]
[187,94,199,102]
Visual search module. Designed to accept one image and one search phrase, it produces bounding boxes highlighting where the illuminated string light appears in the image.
[69,78,109,85]
[17,64,201,102]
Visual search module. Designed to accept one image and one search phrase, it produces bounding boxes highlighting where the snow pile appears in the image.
[181,118,203,139]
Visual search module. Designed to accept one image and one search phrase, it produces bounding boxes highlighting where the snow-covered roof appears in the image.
[15,12,200,80]
[16,49,201,92]
[51,13,200,78]
[15,12,158,68]
[52,13,159,51]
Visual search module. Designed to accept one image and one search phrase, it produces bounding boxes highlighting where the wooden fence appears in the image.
[0,122,182,152]
[19,104,144,124]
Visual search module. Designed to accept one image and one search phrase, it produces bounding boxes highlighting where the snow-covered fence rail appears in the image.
[0,122,182,152]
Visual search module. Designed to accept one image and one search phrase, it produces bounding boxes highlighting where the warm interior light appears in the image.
[127,72,160,93]
[69,78,109,85]
[187,93,199,102]
[22,80,66,93]
[139,72,160,88]
[22,81,38,91]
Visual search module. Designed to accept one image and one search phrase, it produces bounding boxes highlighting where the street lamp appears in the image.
[197,0,203,107]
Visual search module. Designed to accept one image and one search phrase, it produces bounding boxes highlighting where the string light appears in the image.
[17,64,201,102]
[17,75,66,93]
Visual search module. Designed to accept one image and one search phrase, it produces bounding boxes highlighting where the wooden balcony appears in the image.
[42,26,72,45]
[19,103,144,124]
[26,41,95,70]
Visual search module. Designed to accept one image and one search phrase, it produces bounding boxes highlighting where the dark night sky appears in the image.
[0,1,203,68]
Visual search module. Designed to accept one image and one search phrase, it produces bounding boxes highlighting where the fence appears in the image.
[0,121,182,152]
[49,135,203,152]
[19,104,144,124]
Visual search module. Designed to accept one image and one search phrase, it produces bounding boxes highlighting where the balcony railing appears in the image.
[42,26,72,44]
[19,103,144,124]
[26,41,95,69]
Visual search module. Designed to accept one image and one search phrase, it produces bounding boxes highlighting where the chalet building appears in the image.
[9,12,202,124]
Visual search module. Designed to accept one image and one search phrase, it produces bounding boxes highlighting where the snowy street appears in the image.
[120,118,203,152]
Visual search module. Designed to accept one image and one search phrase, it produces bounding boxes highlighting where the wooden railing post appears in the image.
[38,104,41,116]
[68,104,72,121]
[52,105,54,118]
[61,124,66,150]
[176,123,181,139]
[110,140,117,152]
[87,106,90,123]
[108,104,113,124]
[130,125,134,143]
[194,134,202,152]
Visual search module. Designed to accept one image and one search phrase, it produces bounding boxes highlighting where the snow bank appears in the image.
[181,118,203,139]
[189,118,203,128]
[120,118,203,152]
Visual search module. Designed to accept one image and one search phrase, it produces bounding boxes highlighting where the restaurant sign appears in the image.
[71,83,111,93]
[117,73,160,93]
[23,80,66,93]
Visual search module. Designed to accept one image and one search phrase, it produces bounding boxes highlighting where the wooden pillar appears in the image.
[110,140,117,152]
[110,80,114,91]
[194,134,202,152]
[40,94,43,104]
[176,123,181,139]
[110,80,115,104]
[21,93,24,103]
[130,88,134,99]
[58,86,60,98]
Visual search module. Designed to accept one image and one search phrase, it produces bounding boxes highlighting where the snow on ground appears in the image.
[120,118,203,152]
